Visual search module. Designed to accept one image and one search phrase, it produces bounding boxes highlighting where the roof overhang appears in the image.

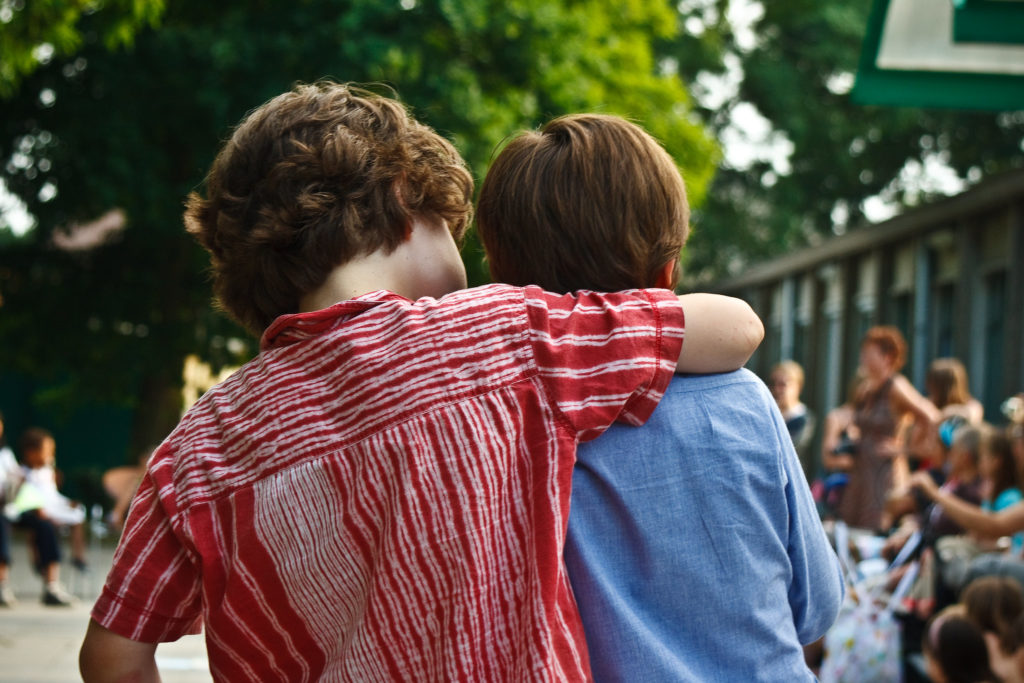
[852,0,1024,111]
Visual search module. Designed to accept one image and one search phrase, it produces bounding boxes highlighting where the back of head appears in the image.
[185,81,473,334]
[927,358,971,409]
[953,425,984,465]
[476,113,689,293]
[924,610,995,683]
[963,575,1024,653]
[19,427,53,457]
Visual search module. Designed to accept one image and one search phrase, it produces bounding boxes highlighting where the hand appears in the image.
[909,471,938,498]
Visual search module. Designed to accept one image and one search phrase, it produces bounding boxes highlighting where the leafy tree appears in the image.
[664,0,1024,283]
[0,0,716,459]
[0,0,164,97]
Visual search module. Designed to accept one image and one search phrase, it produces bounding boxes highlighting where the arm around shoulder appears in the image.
[676,293,764,373]
[80,619,160,683]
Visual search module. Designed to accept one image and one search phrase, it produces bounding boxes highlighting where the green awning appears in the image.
[954,0,1024,44]
[852,0,1024,110]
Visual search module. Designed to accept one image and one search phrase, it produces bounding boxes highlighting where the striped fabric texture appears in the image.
[93,284,684,682]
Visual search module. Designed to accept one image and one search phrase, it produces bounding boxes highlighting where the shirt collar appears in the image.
[260,290,409,351]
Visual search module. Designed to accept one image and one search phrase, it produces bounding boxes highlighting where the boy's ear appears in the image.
[653,261,677,290]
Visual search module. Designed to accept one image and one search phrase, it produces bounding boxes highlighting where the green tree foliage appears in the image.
[0,0,716,453]
[665,0,1024,283]
[0,0,164,97]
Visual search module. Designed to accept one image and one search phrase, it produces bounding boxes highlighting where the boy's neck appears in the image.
[299,215,467,313]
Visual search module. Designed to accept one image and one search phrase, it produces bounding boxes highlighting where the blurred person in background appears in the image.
[907,358,984,471]
[770,360,815,481]
[0,427,77,606]
[0,410,21,606]
[922,606,998,683]
[101,448,150,531]
[1004,393,1024,480]
[911,429,1024,596]
[839,326,939,532]
[962,575,1024,683]
[818,373,865,518]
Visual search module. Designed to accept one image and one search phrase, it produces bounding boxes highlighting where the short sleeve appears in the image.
[91,472,203,642]
[523,286,684,440]
[996,488,1023,512]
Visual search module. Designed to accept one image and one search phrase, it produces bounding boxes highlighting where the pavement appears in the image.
[0,533,211,682]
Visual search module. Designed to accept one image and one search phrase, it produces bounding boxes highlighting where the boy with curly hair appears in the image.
[80,83,761,682]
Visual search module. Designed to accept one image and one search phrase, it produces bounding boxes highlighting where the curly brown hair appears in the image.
[184,81,474,333]
[476,114,688,293]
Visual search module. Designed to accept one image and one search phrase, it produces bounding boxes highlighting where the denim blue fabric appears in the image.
[565,369,844,682]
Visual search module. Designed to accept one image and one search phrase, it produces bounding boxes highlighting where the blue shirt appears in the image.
[983,487,1024,554]
[565,369,844,682]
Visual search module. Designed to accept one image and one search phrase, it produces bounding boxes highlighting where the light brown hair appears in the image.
[962,575,1024,654]
[926,358,972,409]
[981,426,1019,503]
[953,425,984,466]
[771,360,805,390]
[185,81,474,333]
[476,114,689,293]
[862,326,907,372]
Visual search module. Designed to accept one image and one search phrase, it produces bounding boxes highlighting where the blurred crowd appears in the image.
[773,325,1024,681]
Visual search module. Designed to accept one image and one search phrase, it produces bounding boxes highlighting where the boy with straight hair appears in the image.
[477,113,843,682]
[79,83,762,681]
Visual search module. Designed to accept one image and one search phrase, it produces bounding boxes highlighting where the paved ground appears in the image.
[0,535,211,682]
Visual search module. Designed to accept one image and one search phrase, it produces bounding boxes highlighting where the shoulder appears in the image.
[890,373,926,399]
[653,369,782,438]
[887,374,921,404]
[665,368,771,402]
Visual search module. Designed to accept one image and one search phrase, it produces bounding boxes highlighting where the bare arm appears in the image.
[891,374,941,427]
[910,472,1024,538]
[80,619,160,683]
[676,293,764,373]
[820,407,854,471]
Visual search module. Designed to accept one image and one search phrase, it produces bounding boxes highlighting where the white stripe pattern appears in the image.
[93,284,684,681]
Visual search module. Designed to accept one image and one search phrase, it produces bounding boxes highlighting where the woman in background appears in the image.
[839,326,939,531]
[908,358,985,470]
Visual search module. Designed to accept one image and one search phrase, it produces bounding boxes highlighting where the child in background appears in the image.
[923,606,998,683]
[18,428,88,569]
[2,428,79,606]
[979,428,1024,553]
[769,360,815,480]
[962,575,1024,683]
[928,426,986,541]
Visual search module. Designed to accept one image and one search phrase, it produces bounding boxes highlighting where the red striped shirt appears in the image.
[93,284,684,681]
